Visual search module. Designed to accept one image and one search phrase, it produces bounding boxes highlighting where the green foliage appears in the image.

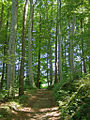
[0,90,8,99]
[19,94,29,104]
[26,87,38,95]
[53,74,90,120]
[0,108,8,118]
[0,108,12,120]
[19,88,37,104]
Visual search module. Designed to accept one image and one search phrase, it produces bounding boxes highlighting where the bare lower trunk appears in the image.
[47,53,49,87]
[46,0,53,86]
[19,0,29,96]
[28,0,35,87]
[70,13,75,80]
[0,63,5,90]
[58,0,62,81]
[37,14,41,89]
[81,19,86,74]
[55,25,58,83]
[7,0,18,97]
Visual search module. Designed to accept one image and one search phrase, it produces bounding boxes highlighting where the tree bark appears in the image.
[58,0,62,81]
[7,0,18,97]
[46,0,53,86]
[81,18,87,73]
[19,0,29,96]
[55,24,58,83]
[37,13,41,89]
[0,0,4,31]
[69,13,75,80]
[28,0,35,87]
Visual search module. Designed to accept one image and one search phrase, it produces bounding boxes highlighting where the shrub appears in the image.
[53,74,90,120]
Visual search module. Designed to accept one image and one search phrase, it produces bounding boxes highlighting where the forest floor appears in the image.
[0,89,61,120]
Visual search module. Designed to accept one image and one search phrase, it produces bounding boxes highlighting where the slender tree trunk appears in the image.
[46,1,49,87]
[81,19,87,73]
[69,13,75,80]
[0,0,4,31]
[55,24,58,83]
[19,0,29,96]
[28,0,35,87]
[49,37,53,85]
[0,63,5,90]
[47,53,49,87]
[37,13,41,89]
[58,0,62,81]
[7,0,18,97]
[46,0,53,86]
[47,0,53,86]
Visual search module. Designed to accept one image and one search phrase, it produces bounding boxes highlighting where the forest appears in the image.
[0,0,90,120]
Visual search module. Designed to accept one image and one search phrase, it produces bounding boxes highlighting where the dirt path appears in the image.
[0,89,61,120]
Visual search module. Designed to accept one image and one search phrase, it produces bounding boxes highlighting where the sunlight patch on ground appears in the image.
[39,107,59,112]
[25,106,61,120]
[19,107,34,112]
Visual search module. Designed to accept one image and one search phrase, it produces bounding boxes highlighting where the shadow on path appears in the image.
[0,89,61,120]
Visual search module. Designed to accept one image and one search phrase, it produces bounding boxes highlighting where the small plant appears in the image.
[19,94,29,104]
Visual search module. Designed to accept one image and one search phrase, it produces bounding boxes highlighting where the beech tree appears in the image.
[7,0,18,96]
[28,0,35,87]
[19,0,29,96]
[57,0,62,81]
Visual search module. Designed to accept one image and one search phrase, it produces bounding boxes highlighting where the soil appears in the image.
[0,89,61,120]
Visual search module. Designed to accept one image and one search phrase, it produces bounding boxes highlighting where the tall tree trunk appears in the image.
[19,0,29,96]
[37,13,41,89]
[47,52,49,87]
[46,0,53,86]
[7,0,18,97]
[0,0,4,89]
[0,0,4,31]
[46,0,49,87]
[55,24,58,83]
[28,0,35,87]
[0,63,5,90]
[58,0,62,81]
[49,37,53,85]
[69,13,75,80]
[81,19,87,73]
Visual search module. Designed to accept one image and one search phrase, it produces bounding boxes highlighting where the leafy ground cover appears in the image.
[53,74,90,120]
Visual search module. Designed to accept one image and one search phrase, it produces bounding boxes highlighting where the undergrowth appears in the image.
[53,74,90,120]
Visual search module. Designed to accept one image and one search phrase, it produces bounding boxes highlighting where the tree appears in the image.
[81,18,87,73]
[28,0,35,87]
[0,0,4,31]
[55,24,58,83]
[69,13,76,80]
[37,7,41,89]
[7,0,18,97]
[57,0,62,81]
[19,0,29,96]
